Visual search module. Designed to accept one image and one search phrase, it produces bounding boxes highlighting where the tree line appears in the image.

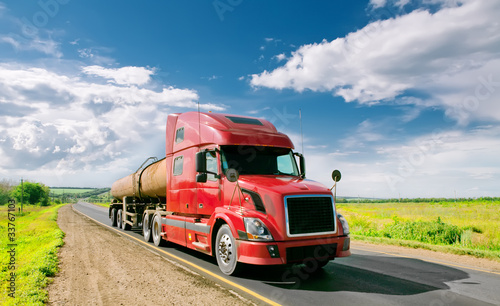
[0,180,111,206]
[0,180,50,206]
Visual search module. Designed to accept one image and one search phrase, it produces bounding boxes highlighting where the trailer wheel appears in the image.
[117,209,123,229]
[215,224,241,275]
[152,214,164,247]
[110,208,117,227]
[143,213,153,242]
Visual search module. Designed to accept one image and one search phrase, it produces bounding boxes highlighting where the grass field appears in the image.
[0,203,65,305]
[49,188,95,195]
[91,202,110,208]
[337,199,500,261]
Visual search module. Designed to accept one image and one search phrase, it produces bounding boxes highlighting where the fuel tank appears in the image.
[111,158,167,201]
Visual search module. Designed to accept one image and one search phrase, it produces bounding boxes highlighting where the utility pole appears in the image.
[21,178,24,213]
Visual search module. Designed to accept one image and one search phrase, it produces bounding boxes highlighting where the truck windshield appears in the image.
[220,145,299,176]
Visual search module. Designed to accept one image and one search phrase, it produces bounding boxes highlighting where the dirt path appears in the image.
[48,205,251,305]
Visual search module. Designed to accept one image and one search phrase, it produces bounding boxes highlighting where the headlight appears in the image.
[337,213,350,236]
[244,218,274,241]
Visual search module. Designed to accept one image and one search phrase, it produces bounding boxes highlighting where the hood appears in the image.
[233,175,335,241]
[237,175,331,197]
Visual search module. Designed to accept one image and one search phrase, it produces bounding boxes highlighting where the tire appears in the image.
[143,213,153,242]
[110,208,117,227]
[215,224,241,276]
[117,209,123,229]
[152,214,164,247]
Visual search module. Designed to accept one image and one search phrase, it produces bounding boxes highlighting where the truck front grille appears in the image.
[285,195,336,237]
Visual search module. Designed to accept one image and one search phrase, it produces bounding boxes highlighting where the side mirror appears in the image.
[226,168,239,182]
[294,152,306,178]
[332,170,341,182]
[196,173,207,183]
[195,151,206,173]
[330,169,341,202]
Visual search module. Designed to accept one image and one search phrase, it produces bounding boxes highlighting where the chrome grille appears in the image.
[285,195,336,236]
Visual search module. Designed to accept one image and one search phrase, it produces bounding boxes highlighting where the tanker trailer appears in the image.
[110,157,167,230]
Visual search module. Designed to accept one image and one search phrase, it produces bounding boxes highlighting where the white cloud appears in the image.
[82,65,155,86]
[395,0,410,8]
[0,33,62,57]
[340,120,385,149]
[274,53,286,62]
[0,63,225,184]
[370,0,387,8]
[251,0,500,124]
[78,48,93,58]
[305,125,500,198]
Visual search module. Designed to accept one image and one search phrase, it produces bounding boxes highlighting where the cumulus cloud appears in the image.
[251,0,500,124]
[0,63,225,181]
[82,65,155,86]
[305,125,500,198]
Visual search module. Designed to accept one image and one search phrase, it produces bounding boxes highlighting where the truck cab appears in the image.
[164,112,350,274]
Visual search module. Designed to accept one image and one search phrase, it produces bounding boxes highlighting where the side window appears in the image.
[277,154,294,175]
[173,156,183,176]
[175,127,184,144]
[206,151,218,181]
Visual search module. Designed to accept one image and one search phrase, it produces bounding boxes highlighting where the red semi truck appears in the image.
[109,112,350,275]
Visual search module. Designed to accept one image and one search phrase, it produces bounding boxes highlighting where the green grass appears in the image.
[0,203,65,305]
[91,202,110,208]
[337,200,500,261]
[49,188,95,195]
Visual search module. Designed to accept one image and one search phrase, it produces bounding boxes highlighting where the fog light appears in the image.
[266,245,280,258]
[342,237,350,251]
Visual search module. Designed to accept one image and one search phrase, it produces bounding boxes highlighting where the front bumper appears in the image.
[236,235,351,265]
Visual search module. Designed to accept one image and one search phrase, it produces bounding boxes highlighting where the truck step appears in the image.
[192,242,210,252]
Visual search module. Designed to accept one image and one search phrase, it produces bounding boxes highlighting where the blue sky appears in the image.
[1,0,499,198]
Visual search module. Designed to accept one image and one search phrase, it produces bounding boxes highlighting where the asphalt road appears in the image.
[74,201,500,306]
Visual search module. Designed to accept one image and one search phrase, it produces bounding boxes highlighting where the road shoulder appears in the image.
[47,204,251,305]
[351,241,500,273]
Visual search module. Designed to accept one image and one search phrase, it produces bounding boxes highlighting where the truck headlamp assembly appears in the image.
[244,218,273,241]
[337,213,350,236]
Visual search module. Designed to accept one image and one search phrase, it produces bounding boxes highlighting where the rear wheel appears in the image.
[215,224,241,275]
[110,208,117,227]
[117,209,123,229]
[143,213,152,242]
[152,214,164,246]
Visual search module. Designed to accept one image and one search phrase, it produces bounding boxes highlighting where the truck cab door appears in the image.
[196,148,221,215]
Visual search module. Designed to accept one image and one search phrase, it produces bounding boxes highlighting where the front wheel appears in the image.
[215,224,241,276]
